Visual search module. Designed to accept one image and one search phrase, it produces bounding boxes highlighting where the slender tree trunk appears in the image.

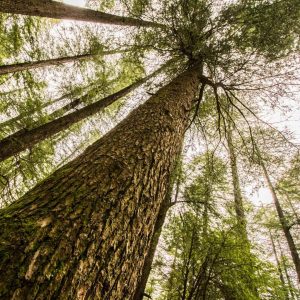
[283,192,300,222]
[0,101,53,131]
[182,228,196,300]
[0,94,74,133]
[187,257,209,300]
[47,78,121,120]
[0,78,111,131]
[48,98,82,119]
[278,239,297,300]
[0,0,163,27]
[0,66,200,299]
[269,230,289,299]
[226,124,260,297]
[0,61,170,162]
[226,126,249,241]
[0,49,126,76]
[256,145,300,282]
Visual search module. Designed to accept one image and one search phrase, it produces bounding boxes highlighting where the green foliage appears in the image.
[277,154,300,201]
[221,0,300,59]
[149,210,285,299]
[185,152,228,213]
[146,150,291,299]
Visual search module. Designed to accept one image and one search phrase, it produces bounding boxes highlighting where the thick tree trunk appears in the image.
[0,66,200,299]
[0,61,169,162]
[0,0,162,27]
[256,146,300,282]
[0,49,125,76]
[226,127,247,236]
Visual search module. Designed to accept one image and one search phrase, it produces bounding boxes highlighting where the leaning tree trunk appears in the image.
[0,78,108,131]
[277,239,297,300]
[0,66,200,299]
[0,95,80,134]
[0,49,125,76]
[0,92,75,130]
[0,0,162,27]
[269,230,289,300]
[256,145,300,282]
[0,61,170,162]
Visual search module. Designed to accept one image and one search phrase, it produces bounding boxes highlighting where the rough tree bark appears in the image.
[0,49,126,76]
[255,144,300,282]
[0,66,201,299]
[133,164,182,300]
[132,197,170,300]
[0,0,163,27]
[0,61,170,162]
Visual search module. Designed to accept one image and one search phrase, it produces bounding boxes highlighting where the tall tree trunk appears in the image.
[0,92,75,131]
[269,230,289,300]
[0,0,162,27]
[0,78,110,131]
[256,145,300,282]
[226,124,260,297]
[47,98,82,119]
[0,66,201,299]
[226,126,247,236]
[0,49,126,76]
[182,227,197,300]
[282,191,300,222]
[277,239,297,300]
[0,61,170,162]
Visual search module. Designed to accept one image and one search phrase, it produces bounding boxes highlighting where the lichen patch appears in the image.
[25,249,40,280]
[37,216,52,228]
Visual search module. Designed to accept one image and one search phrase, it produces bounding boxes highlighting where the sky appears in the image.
[64,0,86,7]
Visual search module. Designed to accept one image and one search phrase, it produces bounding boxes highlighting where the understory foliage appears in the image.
[146,152,298,299]
[0,0,300,298]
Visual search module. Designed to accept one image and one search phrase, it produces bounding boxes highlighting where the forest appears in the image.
[0,0,299,299]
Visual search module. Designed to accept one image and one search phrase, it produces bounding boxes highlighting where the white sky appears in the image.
[63,0,86,7]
